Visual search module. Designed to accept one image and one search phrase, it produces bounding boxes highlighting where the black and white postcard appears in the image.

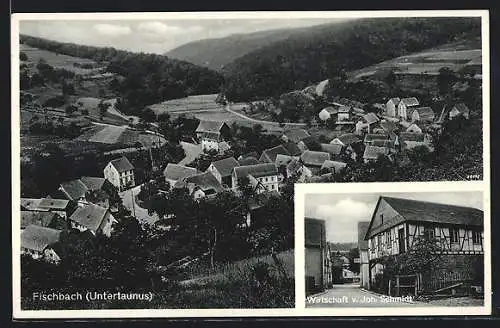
[11,10,490,318]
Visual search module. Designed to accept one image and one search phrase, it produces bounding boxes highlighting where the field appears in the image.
[148,94,223,114]
[349,40,482,81]
[76,125,165,148]
[20,44,103,75]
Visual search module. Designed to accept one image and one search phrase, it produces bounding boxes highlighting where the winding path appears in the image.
[224,104,307,128]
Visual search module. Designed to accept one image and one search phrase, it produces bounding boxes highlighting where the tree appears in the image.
[384,70,397,89]
[437,67,456,97]
[20,51,28,61]
[65,105,77,115]
[97,100,111,120]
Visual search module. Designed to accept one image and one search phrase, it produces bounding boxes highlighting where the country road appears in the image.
[225,104,307,128]
[306,284,429,308]
[120,185,159,226]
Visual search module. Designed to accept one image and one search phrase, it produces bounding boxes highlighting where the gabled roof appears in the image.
[109,156,134,173]
[286,158,304,175]
[387,97,401,106]
[210,157,240,177]
[38,198,71,210]
[300,150,330,167]
[80,177,107,190]
[69,203,108,232]
[260,144,290,163]
[234,163,278,179]
[338,106,350,113]
[399,132,426,142]
[371,139,396,148]
[320,143,343,156]
[366,196,483,239]
[282,141,302,156]
[333,133,360,146]
[183,172,224,193]
[321,106,338,115]
[400,97,420,107]
[240,151,259,159]
[364,133,388,143]
[21,198,43,211]
[358,221,370,250]
[410,106,435,122]
[238,157,260,166]
[275,154,294,168]
[21,211,59,229]
[164,163,198,181]
[195,120,227,134]
[21,225,61,252]
[363,146,390,160]
[363,112,380,125]
[380,121,398,133]
[60,179,88,200]
[321,160,347,172]
[282,129,310,143]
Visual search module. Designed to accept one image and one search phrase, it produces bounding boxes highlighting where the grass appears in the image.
[149,94,223,114]
[20,44,102,75]
[349,42,482,81]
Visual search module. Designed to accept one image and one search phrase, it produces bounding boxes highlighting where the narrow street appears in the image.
[119,184,159,226]
[306,284,430,308]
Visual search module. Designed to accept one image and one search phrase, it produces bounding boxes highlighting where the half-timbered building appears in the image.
[364,196,483,293]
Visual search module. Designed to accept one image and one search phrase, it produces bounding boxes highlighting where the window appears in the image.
[472,230,482,245]
[380,214,384,224]
[265,177,268,182]
[450,228,460,243]
[386,231,392,247]
[271,184,275,190]
[424,227,435,240]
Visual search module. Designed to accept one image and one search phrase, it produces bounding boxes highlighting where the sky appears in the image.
[19,18,347,54]
[304,192,484,244]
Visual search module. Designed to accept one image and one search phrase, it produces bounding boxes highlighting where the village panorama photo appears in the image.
[303,188,488,312]
[11,10,489,317]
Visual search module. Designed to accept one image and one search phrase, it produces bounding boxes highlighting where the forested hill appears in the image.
[221,17,481,102]
[165,27,319,71]
[20,34,225,115]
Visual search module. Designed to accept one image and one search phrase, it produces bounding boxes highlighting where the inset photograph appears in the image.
[304,191,485,308]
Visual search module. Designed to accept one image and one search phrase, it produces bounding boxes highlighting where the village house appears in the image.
[68,203,117,237]
[358,221,371,289]
[21,198,77,219]
[21,211,63,230]
[281,141,303,156]
[238,156,260,166]
[399,132,432,151]
[337,106,351,121]
[195,120,231,152]
[275,153,295,176]
[259,144,291,163]
[103,156,135,192]
[320,160,347,175]
[356,112,380,134]
[282,157,313,182]
[379,120,399,134]
[163,163,198,187]
[281,129,311,144]
[176,171,224,200]
[300,150,331,175]
[206,157,240,189]
[449,103,471,120]
[406,123,422,133]
[305,217,331,294]
[409,106,435,123]
[363,145,392,163]
[385,98,401,117]
[318,106,338,121]
[232,163,279,194]
[330,133,363,161]
[319,143,344,160]
[364,133,390,146]
[21,225,62,263]
[58,176,114,205]
[364,196,484,294]
[397,97,420,120]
